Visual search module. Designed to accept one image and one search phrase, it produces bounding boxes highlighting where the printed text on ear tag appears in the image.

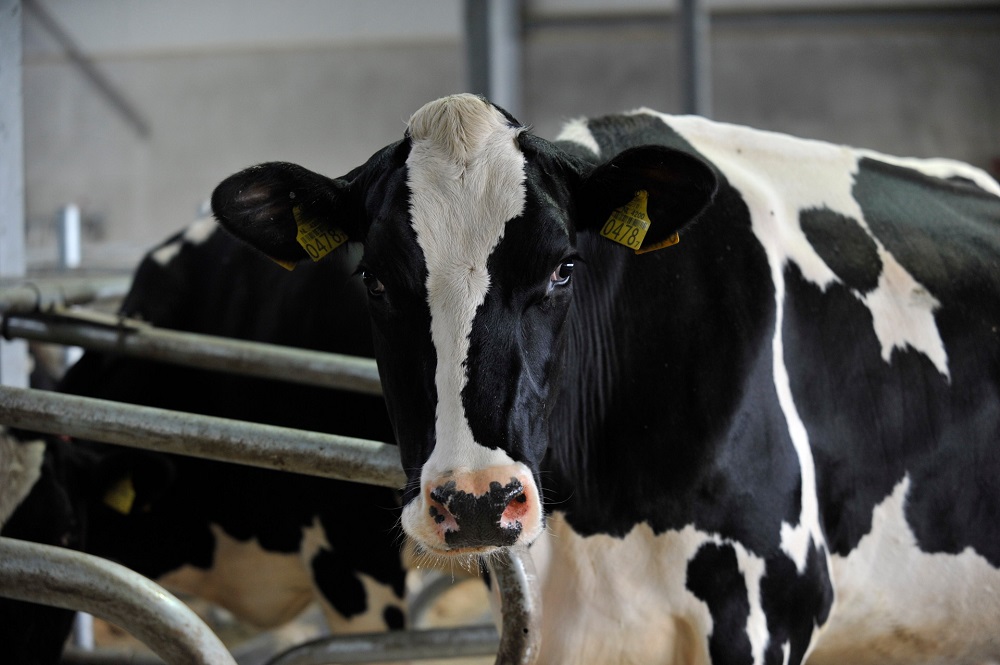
[601,190,651,250]
[292,206,348,262]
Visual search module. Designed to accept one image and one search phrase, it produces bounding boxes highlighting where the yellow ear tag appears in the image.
[292,206,348,263]
[103,474,136,515]
[600,190,680,254]
[635,232,680,254]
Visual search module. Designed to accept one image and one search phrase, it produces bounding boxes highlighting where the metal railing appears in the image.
[0,277,541,665]
[0,538,236,665]
[3,308,383,395]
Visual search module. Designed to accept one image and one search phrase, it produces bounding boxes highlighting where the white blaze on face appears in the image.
[404,95,527,478]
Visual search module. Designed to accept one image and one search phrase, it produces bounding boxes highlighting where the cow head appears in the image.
[213,95,716,559]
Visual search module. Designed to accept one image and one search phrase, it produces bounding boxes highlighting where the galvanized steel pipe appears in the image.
[0,537,236,665]
[2,311,383,395]
[489,546,541,665]
[266,626,500,664]
[0,385,405,489]
[0,277,131,314]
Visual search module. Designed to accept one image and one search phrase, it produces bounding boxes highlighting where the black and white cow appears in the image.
[0,220,406,663]
[213,94,1000,664]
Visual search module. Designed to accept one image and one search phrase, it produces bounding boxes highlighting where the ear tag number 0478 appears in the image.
[600,190,679,254]
[293,206,348,262]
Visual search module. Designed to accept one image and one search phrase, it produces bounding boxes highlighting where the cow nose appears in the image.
[428,477,527,549]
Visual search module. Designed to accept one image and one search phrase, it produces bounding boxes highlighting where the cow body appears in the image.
[214,95,1000,664]
[0,220,406,663]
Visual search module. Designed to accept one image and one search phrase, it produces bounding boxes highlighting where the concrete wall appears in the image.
[20,1,1000,270]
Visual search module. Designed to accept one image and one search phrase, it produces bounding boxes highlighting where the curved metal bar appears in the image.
[488,546,541,665]
[0,385,405,489]
[0,537,235,665]
[263,546,539,664]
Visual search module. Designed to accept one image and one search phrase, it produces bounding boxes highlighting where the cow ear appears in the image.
[211,162,360,269]
[578,146,717,253]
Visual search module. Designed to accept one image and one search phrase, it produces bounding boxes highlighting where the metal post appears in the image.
[464,0,523,116]
[679,0,712,117]
[0,537,236,665]
[0,0,29,389]
[57,205,86,371]
[58,204,82,270]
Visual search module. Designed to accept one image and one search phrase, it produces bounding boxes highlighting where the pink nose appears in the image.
[427,476,529,549]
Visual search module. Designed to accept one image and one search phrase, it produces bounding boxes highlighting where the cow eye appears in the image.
[549,261,575,288]
[361,271,385,297]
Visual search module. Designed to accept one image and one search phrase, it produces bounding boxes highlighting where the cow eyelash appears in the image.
[359,269,386,297]
[549,260,576,289]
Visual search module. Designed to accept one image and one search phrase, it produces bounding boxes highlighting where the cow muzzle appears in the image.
[402,464,543,556]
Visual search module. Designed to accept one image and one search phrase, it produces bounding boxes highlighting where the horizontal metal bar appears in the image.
[2,310,383,396]
[267,626,500,664]
[0,277,131,314]
[61,647,164,665]
[0,537,234,665]
[0,385,405,488]
[525,4,1000,31]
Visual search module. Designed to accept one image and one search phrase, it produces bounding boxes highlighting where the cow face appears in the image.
[213,95,716,559]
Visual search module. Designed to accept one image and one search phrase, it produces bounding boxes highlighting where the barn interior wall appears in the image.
[20,3,1000,271]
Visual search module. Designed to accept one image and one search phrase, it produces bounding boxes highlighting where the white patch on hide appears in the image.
[151,218,217,266]
[301,520,405,633]
[532,513,771,665]
[812,477,1000,664]
[157,523,313,629]
[0,429,45,527]
[182,216,218,244]
[555,118,601,157]
[151,239,183,266]
[640,110,952,379]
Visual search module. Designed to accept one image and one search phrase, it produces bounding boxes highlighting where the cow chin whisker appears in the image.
[407,539,503,577]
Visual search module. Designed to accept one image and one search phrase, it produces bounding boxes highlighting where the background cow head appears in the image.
[213,94,716,560]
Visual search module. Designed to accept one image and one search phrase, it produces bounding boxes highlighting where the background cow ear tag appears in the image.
[103,473,137,515]
[292,205,348,263]
[600,190,680,254]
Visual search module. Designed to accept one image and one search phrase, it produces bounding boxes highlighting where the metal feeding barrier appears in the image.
[0,283,540,664]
